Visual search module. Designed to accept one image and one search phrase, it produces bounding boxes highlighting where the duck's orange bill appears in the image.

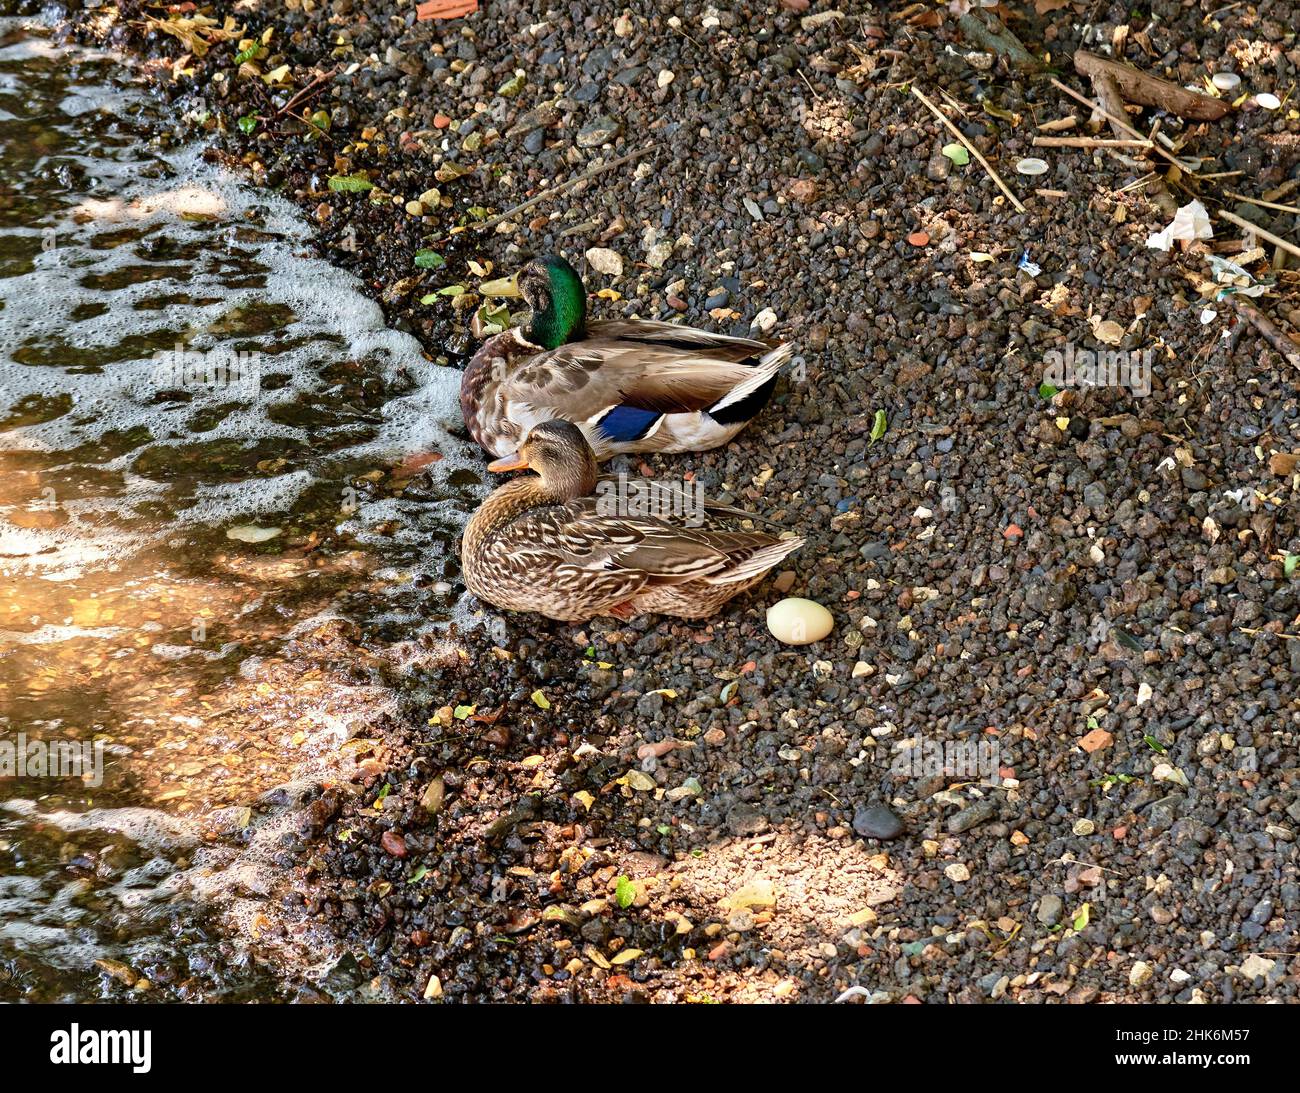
[486,452,529,472]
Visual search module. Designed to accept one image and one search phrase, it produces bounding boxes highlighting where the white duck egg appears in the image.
[766,598,833,645]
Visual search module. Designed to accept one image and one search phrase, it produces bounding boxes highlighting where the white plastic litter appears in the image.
[1206,253,1270,297]
[1146,199,1213,251]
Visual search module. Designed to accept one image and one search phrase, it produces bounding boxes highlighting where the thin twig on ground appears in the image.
[1186,271,1300,370]
[274,67,339,118]
[1226,191,1300,215]
[468,144,660,235]
[1049,77,1202,178]
[910,86,1026,213]
[1217,210,1300,264]
[1033,136,1153,149]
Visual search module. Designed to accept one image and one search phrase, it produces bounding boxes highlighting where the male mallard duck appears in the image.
[460,255,792,460]
[461,421,804,622]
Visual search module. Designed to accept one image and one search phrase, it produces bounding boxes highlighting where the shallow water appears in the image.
[0,20,479,1000]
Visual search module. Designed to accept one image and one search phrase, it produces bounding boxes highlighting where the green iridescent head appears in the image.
[481,254,586,350]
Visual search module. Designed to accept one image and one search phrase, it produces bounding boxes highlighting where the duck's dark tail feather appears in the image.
[707,343,791,424]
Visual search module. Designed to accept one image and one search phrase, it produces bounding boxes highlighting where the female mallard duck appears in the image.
[460,255,792,461]
[461,421,804,622]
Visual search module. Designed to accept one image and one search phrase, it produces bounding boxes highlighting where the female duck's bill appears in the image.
[486,451,528,472]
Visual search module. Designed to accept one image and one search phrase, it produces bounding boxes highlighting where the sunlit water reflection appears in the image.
[0,19,477,1000]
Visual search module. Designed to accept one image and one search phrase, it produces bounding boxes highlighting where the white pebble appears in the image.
[583,247,623,277]
[1255,92,1281,110]
[657,69,675,89]
[766,597,833,645]
[1016,157,1049,176]
[1211,72,1240,91]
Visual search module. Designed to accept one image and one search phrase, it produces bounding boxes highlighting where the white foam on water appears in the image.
[2,128,472,576]
[0,799,199,852]
[0,623,127,644]
[0,28,489,992]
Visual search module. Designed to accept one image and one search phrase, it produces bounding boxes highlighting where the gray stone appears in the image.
[852,803,903,840]
[1037,894,1063,926]
[577,115,621,147]
[947,798,997,834]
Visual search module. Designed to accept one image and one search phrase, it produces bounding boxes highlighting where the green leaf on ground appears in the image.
[498,73,526,97]
[615,875,635,909]
[327,173,373,193]
[941,142,970,166]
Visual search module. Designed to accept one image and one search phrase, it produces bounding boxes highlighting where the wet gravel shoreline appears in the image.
[54,1,1300,1002]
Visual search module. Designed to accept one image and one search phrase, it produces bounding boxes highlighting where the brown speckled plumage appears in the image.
[461,422,803,622]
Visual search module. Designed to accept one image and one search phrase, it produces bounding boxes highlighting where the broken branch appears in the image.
[1049,77,1201,177]
[958,10,1042,71]
[1073,51,1230,121]
[1090,71,1132,141]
